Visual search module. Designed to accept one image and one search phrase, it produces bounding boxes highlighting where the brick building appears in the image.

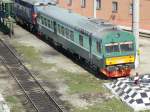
[57,0,150,31]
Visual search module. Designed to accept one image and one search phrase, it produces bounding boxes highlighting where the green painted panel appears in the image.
[1,0,13,4]
[1,2,14,17]
[102,31,136,58]
[103,31,135,44]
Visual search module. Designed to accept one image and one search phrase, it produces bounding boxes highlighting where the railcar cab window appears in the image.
[105,43,119,53]
[120,42,134,52]
[105,41,134,53]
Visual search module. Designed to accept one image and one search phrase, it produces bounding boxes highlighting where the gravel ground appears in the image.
[13,26,87,74]
[0,60,27,112]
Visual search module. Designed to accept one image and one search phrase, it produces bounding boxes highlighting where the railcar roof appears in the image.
[0,0,13,3]
[37,5,122,39]
[22,0,52,5]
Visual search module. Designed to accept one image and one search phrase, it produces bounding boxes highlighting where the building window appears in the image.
[129,3,133,15]
[66,0,72,6]
[79,35,83,46]
[56,0,59,4]
[112,1,118,13]
[81,0,86,8]
[96,0,101,9]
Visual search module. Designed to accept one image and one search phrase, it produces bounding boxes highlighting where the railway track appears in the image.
[0,39,65,112]
[139,32,150,38]
[123,29,150,38]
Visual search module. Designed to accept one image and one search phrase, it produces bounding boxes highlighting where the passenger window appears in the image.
[59,25,61,34]
[96,41,101,53]
[66,29,70,39]
[51,21,53,29]
[57,24,60,33]
[41,16,44,24]
[48,20,51,28]
[79,35,83,46]
[70,31,74,41]
[44,18,47,26]
[61,26,65,36]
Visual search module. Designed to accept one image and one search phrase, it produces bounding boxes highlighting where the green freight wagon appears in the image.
[0,0,14,35]
[0,0,14,18]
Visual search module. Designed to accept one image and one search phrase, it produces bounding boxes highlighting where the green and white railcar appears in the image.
[37,5,136,77]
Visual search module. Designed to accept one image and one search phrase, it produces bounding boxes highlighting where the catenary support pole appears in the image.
[94,0,96,18]
[132,0,140,68]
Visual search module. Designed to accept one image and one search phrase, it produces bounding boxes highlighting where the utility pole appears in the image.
[94,0,96,18]
[132,0,140,68]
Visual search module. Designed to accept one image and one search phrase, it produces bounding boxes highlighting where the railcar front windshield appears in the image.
[105,43,119,53]
[120,42,134,52]
[105,41,134,53]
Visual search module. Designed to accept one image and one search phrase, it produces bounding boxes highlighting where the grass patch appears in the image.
[13,42,54,69]
[59,70,109,94]
[73,98,133,112]
[15,44,40,63]
[58,70,137,112]
[5,96,25,112]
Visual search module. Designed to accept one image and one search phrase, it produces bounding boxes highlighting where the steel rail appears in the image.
[0,39,65,112]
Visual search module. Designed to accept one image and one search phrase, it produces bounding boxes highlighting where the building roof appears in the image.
[37,5,122,39]
[21,0,52,5]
